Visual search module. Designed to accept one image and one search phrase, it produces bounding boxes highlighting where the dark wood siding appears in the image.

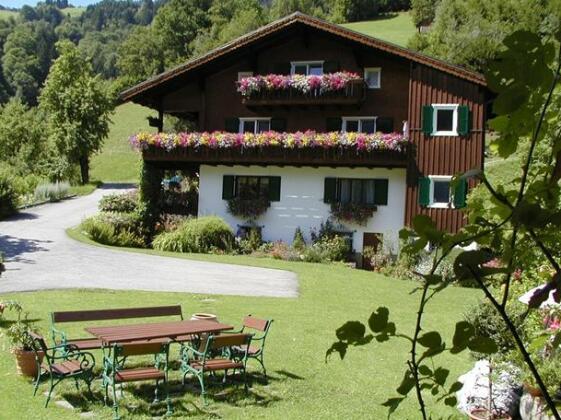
[405,64,485,233]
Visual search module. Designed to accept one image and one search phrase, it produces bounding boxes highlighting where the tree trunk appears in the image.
[79,155,89,185]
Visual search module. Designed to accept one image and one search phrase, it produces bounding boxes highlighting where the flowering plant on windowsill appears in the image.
[227,196,270,221]
[236,71,362,97]
[130,131,408,153]
[329,202,377,226]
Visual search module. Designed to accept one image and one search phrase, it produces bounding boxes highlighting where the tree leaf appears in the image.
[444,396,457,407]
[452,321,475,352]
[418,365,432,376]
[326,341,348,360]
[368,307,389,333]
[434,367,449,386]
[449,381,463,393]
[418,331,442,349]
[468,336,498,354]
[335,321,366,343]
[396,371,415,396]
[382,397,405,415]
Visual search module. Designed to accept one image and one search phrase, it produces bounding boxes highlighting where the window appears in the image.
[418,175,467,209]
[364,67,381,89]
[239,118,271,134]
[324,178,388,206]
[432,104,458,136]
[342,117,377,134]
[222,175,281,201]
[237,71,253,81]
[290,61,324,76]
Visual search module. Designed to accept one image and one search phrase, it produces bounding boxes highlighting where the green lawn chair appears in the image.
[230,315,273,377]
[27,331,96,408]
[102,341,172,420]
[180,333,252,405]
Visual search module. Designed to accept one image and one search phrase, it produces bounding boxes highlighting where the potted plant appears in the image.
[469,360,512,420]
[227,196,270,221]
[329,202,376,226]
[3,302,42,377]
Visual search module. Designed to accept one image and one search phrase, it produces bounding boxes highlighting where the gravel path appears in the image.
[0,185,298,297]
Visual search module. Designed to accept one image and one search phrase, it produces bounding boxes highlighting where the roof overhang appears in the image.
[120,12,486,107]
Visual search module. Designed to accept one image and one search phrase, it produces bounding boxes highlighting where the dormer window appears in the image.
[290,61,324,76]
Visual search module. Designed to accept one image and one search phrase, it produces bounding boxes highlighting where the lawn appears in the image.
[1,234,481,419]
[341,12,417,48]
[0,9,17,20]
[90,102,156,183]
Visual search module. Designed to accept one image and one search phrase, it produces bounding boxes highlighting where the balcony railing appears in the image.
[240,79,366,106]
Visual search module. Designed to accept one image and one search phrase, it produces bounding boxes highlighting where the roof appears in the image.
[120,12,486,103]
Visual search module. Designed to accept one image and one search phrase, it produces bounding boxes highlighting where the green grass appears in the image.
[69,181,103,197]
[0,227,483,419]
[341,12,417,47]
[90,102,156,183]
[61,7,85,18]
[0,9,18,20]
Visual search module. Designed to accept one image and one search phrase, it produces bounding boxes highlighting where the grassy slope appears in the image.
[0,233,480,419]
[341,12,417,47]
[90,102,156,183]
[0,9,17,20]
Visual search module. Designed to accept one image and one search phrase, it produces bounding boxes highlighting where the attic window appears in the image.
[364,67,381,89]
[432,104,458,136]
[290,61,323,76]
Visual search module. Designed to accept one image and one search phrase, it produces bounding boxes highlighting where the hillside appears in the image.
[0,7,84,20]
[341,12,416,47]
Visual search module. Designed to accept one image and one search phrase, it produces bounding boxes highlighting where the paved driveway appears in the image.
[0,185,298,297]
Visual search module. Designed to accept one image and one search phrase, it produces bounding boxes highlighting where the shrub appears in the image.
[33,181,70,202]
[302,235,350,263]
[0,171,19,219]
[152,216,234,253]
[99,191,139,213]
[293,227,306,250]
[80,216,116,245]
[156,213,190,233]
[80,214,145,248]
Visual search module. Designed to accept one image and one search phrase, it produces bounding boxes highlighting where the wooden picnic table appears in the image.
[85,319,233,345]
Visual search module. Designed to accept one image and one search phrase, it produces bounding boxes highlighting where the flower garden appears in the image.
[236,71,362,97]
[129,130,409,153]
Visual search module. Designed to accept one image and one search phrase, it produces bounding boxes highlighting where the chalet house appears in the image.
[121,12,488,255]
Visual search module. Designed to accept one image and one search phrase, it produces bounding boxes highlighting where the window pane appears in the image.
[361,119,376,134]
[243,120,255,133]
[257,120,270,133]
[259,177,269,197]
[309,63,323,75]
[433,181,450,203]
[339,179,351,203]
[293,64,307,75]
[238,177,260,199]
[346,120,359,132]
[351,180,362,203]
[364,180,375,204]
[365,70,379,87]
[436,109,454,132]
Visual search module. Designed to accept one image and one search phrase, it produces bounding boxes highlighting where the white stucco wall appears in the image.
[198,165,407,252]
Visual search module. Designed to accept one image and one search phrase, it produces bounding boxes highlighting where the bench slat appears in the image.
[52,305,183,323]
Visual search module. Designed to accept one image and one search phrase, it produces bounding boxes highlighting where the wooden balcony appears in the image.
[241,80,366,107]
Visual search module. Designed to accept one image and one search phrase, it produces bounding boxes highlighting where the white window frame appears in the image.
[428,175,453,208]
[364,67,381,89]
[237,71,253,81]
[342,116,378,133]
[432,104,459,136]
[290,60,324,75]
[238,117,271,134]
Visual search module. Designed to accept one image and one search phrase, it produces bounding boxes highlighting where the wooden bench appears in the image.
[51,305,193,350]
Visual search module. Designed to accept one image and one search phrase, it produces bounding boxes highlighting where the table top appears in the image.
[85,319,233,344]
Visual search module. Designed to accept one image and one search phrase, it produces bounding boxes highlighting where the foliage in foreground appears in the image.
[329,30,561,419]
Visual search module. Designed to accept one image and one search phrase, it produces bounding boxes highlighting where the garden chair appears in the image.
[230,315,273,377]
[27,331,96,408]
[102,341,172,420]
[180,333,252,405]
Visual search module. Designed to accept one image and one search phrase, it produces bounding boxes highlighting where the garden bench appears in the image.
[51,305,192,350]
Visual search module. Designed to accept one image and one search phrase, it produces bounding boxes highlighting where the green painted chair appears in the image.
[102,341,172,420]
[27,331,96,408]
[230,315,273,377]
[180,333,252,405]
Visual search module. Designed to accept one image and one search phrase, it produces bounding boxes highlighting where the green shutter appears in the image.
[453,178,467,208]
[376,117,394,134]
[268,176,281,201]
[324,177,337,203]
[225,117,239,133]
[326,117,342,132]
[273,62,291,75]
[270,118,287,132]
[422,105,433,136]
[458,105,470,135]
[222,175,235,199]
[418,177,430,207]
[373,179,388,205]
[323,60,340,73]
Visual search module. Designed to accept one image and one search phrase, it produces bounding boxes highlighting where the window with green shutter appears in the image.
[422,106,433,136]
[326,117,342,132]
[270,118,287,132]
[324,177,388,206]
[222,175,235,199]
[457,105,470,136]
[418,177,430,207]
[268,176,281,201]
[373,179,388,205]
[453,178,467,208]
[324,178,337,203]
[223,175,281,201]
[224,117,239,133]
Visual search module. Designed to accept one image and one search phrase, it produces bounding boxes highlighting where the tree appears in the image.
[328,30,561,419]
[153,0,212,67]
[267,0,330,20]
[40,41,113,184]
[408,0,555,72]
[411,0,439,29]
[329,0,390,23]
